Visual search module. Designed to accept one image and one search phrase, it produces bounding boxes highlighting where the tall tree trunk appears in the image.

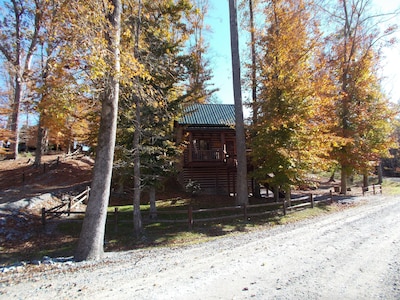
[149,186,157,219]
[249,0,257,124]
[75,0,121,261]
[229,0,248,205]
[132,0,143,238]
[9,75,22,159]
[2,1,42,160]
[252,178,261,198]
[329,169,336,182]
[34,122,47,166]
[273,185,279,203]
[285,187,291,207]
[363,172,368,189]
[133,96,143,238]
[339,0,352,196]
[248,0,261,199]
[340,167,347,195]
[377,161,383,184]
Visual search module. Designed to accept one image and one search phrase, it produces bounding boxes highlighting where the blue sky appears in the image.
[203,0,235,105]
[375,0,400,104]
[204,0,400,105]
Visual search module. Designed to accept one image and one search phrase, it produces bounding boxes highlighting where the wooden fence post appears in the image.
[243,204,247,221]
[188,205,193,230]
[67,198,71,217]
[41,208,46,227]
[310,194,314,209]
[373,184,376,195]
[114,207,119,233]
[86,186,90,203]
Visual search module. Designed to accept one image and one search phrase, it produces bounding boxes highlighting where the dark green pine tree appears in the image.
[114,0,201,237]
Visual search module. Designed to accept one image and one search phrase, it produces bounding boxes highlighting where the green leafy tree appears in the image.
[114,0,198,237]
[0,0,44,159]
[323,0,398,194]
[75,0,122,261]
[240,0,262,124]
[0,62,15,155]
[249,0,326,197]
[31,0,89,163]
[185,0,217,103]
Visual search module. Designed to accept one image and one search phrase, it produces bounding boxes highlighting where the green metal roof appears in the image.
[178,104,235,126]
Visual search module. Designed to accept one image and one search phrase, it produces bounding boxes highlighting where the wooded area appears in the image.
[0,0,399,261]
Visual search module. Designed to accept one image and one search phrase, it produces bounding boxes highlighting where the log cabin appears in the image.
[175,103,238,195]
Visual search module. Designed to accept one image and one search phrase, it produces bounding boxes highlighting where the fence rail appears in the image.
[42,185,382,230]
[69,186,91,211]
[23,150,86,183]
[110,191,337,231]
[362,184,382,196]
[41,187,90,226]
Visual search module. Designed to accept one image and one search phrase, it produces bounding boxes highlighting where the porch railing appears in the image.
[192,149,223,161]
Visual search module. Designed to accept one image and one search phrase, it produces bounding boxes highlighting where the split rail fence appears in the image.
[41,187,90,226]
[362,183,382,196]
[22,150,85,183]
[111,191,340,231]
[42,184,382,230]
[156,191,335,230]
[132,184,382,230]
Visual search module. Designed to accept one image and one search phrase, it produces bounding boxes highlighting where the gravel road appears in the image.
[1,194,399,299]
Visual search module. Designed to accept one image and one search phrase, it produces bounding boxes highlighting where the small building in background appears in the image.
[175,103,238,195]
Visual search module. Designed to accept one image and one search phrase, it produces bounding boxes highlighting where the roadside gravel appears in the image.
[1,194,399,299]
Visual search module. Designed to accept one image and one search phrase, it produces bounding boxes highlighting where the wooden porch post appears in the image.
[221,132,226,159]
[188,132,193,163]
